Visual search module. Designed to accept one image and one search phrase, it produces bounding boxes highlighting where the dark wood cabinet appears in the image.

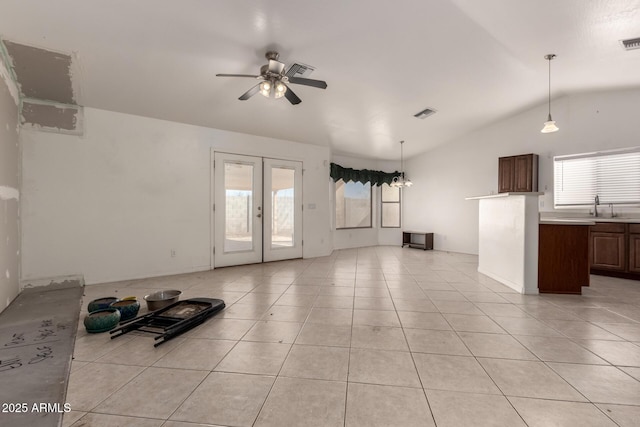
[629,226,640,273]
[591,232,626,270]
[589,222,640,280]
[539,224,590,294]
[498,156,515,193]
[498,154,538,193]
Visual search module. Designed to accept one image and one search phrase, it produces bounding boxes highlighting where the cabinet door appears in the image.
[590,232,626,271]
[630,234,640,273]
[498,156,514,193]
[514,155,533,192]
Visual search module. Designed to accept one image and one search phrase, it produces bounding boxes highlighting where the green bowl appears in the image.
[110,299,140,322]
[87,297,118,313]
[83,308,121,333]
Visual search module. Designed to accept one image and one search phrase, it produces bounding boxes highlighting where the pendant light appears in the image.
[390,140,413,188]
[541,54,559,133]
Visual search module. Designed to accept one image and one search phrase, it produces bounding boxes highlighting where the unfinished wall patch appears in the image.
[0,185,19,201]
[3,40,75,104]
[21,100,83,134]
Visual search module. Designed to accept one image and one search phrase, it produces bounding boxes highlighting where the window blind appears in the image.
[554,147,640,207]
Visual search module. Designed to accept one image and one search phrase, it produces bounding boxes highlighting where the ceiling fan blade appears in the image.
[216,74,260,78]
[284,84,302,105]
[288,77,328,89]
[268,59,286,75]
[239,84,261,101]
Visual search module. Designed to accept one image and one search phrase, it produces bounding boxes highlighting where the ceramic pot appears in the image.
[87,297,118,313]
[83,308,121,333]
[109,299,141,322]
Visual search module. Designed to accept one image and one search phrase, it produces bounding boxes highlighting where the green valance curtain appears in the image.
[330,163,401,187]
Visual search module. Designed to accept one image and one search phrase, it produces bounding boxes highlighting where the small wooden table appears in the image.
[402,231,434,250]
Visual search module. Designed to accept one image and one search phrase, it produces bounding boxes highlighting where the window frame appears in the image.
[380,183,401,228]
[335,179,373,230]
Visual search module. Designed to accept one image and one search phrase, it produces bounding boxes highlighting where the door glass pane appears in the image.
[271,167,295,248]
[224,162,253,252]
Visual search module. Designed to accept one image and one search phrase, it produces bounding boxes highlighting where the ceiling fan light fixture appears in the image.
[259,80,271,98]
[217,50,327,105]
[274,81,287,99]
[541,53,559,134]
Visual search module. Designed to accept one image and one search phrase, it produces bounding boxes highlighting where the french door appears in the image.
[213,152,302,267]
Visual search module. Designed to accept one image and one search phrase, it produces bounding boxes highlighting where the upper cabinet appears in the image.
[498,153,538,193]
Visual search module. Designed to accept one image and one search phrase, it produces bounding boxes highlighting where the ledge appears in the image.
[539,219,595,226]
[465,192,544,200]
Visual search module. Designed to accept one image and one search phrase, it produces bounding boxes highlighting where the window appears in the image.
[335,179,372,228]
[381,183,400,227]
[554,146,640,207]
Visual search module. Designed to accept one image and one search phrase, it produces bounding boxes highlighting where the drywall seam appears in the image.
[0,39,19,105]
[0,185,19,201]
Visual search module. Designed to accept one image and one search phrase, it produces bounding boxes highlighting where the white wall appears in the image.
[331,154,402,249]
[404,88,640,254]
[21,107,331,285]
[0,57,20,311]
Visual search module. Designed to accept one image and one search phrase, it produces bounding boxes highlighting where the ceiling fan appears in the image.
[216,51,327,105]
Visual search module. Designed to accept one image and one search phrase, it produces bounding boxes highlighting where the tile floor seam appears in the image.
[163,369,213,424]
[388,258,438,427]
[250,262,317,427]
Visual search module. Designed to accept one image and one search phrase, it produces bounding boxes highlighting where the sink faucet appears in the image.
[593,195,599,217]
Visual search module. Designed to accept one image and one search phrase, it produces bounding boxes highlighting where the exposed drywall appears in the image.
[0,56,20,312]
[404,88,640,255]
[21,107,332,285]
[3,40,75,104]
[21,100,81,131]
[331,154,402,250]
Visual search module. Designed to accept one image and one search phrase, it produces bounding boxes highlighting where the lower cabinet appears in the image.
[630,231,640,273]
[590,222,640,279]
[539,224,589,294]
[590,232,626,271]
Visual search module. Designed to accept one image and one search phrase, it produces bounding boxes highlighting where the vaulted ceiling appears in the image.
[1,0,639,159]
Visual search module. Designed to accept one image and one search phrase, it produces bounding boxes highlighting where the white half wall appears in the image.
[404,88,640,254]
[0,56,20,312]
[21,107,331,285]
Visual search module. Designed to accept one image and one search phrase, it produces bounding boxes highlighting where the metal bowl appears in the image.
[144,290,181,311]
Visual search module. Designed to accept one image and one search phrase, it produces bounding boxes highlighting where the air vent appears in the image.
[414,108,437,119]
[285,62,314,78]
[621,37,640,50]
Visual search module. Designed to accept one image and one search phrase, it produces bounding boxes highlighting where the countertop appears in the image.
[465,192,544,200]
[540,217,640,224]
[539,219,595,226]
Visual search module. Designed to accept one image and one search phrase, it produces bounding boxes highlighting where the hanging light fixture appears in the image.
[260,78,287,99]
[390,140,413,188]
[541,54,559,133]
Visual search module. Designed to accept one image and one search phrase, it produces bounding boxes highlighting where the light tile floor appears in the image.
[64,246,640,426]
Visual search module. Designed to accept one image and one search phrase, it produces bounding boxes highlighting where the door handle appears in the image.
[257,213,262,218]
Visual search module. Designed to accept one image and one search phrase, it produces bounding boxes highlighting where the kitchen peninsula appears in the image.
[466,192,542,294]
